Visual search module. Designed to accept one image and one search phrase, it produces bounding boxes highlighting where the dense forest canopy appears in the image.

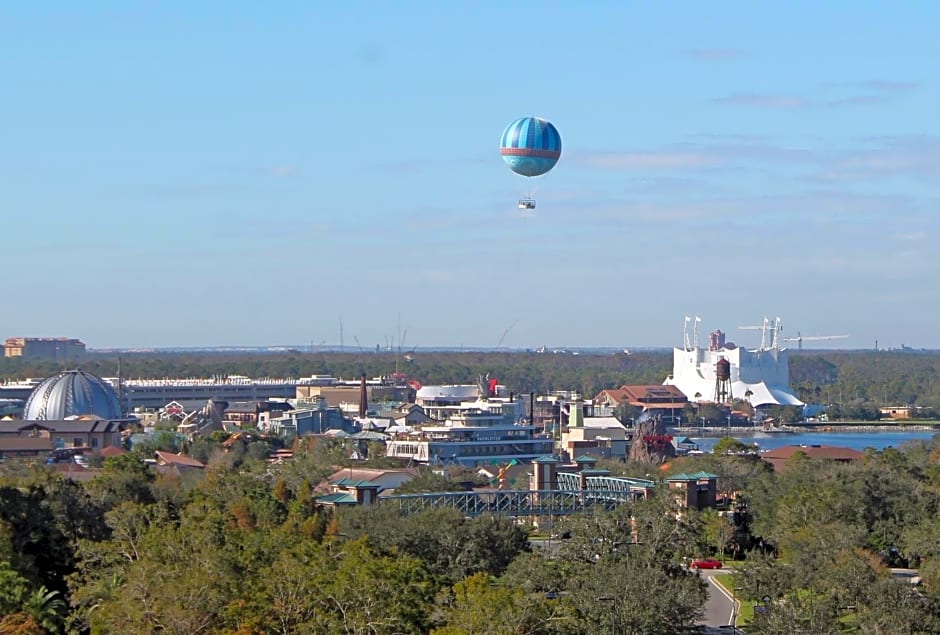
[2,349,938,409]
[3,433,940,632]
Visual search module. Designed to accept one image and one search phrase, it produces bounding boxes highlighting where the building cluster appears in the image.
[3,337,85,360]
[0,321,868,516]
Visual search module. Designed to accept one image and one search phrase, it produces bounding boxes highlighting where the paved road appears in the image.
[697,568,738,630]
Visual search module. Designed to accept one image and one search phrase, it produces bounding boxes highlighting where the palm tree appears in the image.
[22,586,65,634]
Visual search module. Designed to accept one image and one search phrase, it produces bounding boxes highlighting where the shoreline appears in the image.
[671,424,939,435]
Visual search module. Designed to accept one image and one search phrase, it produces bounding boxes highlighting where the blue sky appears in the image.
[3,3,938,350]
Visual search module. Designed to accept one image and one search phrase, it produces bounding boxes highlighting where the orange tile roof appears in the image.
[761,445,863,471]
[154,451,205,468]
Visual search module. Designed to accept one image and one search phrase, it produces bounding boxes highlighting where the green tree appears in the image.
[712,437,757,456]
[87,453,155,507]
[0,562,31,616]
[432,572,562,635]
[339,507,530,584]
[699,508,735,557]
[252,538,436,635]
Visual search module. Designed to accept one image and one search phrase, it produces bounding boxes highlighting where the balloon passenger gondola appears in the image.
[500,117,561,209]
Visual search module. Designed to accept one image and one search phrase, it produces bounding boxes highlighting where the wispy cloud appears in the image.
[713,92,806,109]
[684,48,746,61]
[577,151,722,170]
[716,80,917,110]
[813,135,940,182]
[895,231,926,241]
[574,142,817,173]
[566,189,918,229]
[826,80,919,93]
[822,95,888,108]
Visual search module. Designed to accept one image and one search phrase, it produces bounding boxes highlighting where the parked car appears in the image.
[690,558,723,570]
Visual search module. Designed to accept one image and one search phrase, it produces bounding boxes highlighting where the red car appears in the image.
[690,558,723,570]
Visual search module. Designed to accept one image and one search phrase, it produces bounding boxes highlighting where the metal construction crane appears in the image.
[782,332,848,351]
[737,317,783,351]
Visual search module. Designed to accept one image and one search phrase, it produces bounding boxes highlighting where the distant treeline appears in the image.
[1,349,938,410]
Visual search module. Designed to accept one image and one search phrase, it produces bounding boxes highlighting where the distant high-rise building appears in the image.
[4,337,86,361]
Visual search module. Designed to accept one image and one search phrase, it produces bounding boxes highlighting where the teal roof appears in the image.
[532,455,559,463]
[333,478,380,488]
[316,492,358,505]
[573,455,598,464]
[666,471,719,482]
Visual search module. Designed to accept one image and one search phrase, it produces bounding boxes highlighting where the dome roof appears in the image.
[23,370,123,421]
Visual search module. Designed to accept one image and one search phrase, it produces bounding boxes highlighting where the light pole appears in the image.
[597,596,616,635]
[725,585,745,634]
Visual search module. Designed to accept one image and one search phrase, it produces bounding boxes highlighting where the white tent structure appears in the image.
[664,317,803,407]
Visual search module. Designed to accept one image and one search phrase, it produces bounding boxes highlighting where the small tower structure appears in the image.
[714,357,732,404]
[358,374,368,417]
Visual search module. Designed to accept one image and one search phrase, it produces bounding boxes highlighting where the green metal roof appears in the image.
[532,455,559,463]
[573,455,599,463]
[332,478,380,488]
[316,492,358,505]
[666,471,719,482]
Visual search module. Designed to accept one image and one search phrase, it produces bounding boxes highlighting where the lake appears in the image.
[683,429,939,453]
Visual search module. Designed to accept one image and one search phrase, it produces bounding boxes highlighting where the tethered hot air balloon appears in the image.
[499,116,561,210]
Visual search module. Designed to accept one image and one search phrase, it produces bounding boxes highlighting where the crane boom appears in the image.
[782,332,849,350]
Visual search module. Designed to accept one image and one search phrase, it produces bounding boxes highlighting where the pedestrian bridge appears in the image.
[382,474,654,517]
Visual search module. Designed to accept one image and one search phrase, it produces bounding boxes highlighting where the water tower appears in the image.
[714,357,732,404]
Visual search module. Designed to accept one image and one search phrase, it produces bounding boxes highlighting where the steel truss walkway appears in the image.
[556,472,655,496]
[383,483,648,518]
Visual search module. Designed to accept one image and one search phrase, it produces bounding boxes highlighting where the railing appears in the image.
[556,472,655,493]
[382,487,640,517]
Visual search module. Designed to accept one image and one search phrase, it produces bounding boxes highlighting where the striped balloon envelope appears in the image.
[499,117,562,178]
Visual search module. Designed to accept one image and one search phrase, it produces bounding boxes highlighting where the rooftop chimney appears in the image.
[359,374,368,417]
